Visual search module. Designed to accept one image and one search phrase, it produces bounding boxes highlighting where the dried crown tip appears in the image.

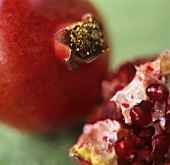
[54,14,108,69]
[54,28,71,45]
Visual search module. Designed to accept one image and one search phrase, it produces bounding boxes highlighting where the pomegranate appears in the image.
[70,50,170,165]
[130,101,153,128]
[0,0,109,133]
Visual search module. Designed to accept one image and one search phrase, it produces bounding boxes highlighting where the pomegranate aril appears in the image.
[130,101,153,127]
[131,135,146,148]
[131,162,143,165]
[166,104,170,120]
[117,158,129,165]
[152,133,170,158]
[103,101,118,119]
[114,136,134,158]
[135,148,152,163]
[118,62,136,83]
[165,120,170,133]
[87,101,123,124]
[138,127,155,141]
[146,83,169,102]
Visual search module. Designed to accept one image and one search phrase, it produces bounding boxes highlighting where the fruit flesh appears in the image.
[0,0,109,133]
[70,50,170,165]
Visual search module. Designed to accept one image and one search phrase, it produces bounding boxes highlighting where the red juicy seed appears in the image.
[101,75,125,101]
[103,101,117,119]
[87,101,123,124]
[104,71,117,82]
[117,158,128,165]
[131,162,143,165]
[130,101,153,127]
[165,120,170,133]
[146,83,169,102]
[118,62,136,83]
[166,104,170,120]
[135,149,152,163]
[114,82,126,93]
[115,136,134,158]
[152,133,170,157]
[138,127,155,141]
[131,135,146,148]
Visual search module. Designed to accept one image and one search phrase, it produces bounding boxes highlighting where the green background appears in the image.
[93,0,170,68]
[0,0,170,165]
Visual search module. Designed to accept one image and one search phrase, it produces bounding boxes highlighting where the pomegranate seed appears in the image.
[103,101,117,119]
[130,101,153,127]
[117,158,128,165]
[146,83,169,102]
[166,104,170,120]
[165,120,170,133]
[118,62,136,83]
[131,162,143,165]
[115,136,134,158]
[87,101,123,124]
[152,133,170,157]
[131,135,146,148]
[138,127,155,141]
[135,148,152,163]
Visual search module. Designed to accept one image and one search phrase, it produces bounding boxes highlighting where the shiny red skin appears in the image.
[0,0,109,133]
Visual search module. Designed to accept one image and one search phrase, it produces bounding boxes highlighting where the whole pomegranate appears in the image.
[0,0,109,133]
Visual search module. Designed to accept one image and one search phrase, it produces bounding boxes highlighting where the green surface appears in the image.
[93,0,170,68]
[0,0,170,165]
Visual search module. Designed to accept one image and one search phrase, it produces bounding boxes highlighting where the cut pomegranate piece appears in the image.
[88,58,152,124]
[101,59,150,102]
[69,119,128,165]
[70,50,170,165]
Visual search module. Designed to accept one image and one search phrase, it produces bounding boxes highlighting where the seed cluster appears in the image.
[88,59,170,164]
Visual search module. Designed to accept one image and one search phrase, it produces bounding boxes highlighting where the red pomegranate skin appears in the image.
[0,0,109,133]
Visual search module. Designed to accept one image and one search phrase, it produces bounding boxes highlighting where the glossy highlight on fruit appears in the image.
[0,0,109,133]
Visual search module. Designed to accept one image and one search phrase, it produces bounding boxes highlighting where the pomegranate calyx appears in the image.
[54,14,108,69]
